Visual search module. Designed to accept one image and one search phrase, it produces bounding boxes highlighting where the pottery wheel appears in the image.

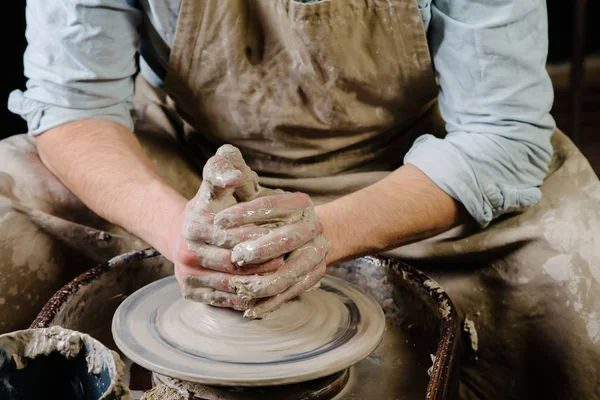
[112,275,385,387]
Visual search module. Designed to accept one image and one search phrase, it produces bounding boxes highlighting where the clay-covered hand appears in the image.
[173,145,282,310]
[174,144,328,318]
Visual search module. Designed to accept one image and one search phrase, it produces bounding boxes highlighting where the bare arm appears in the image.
[316,164,469,265]
[36,121,467,267]
[35,119,187,260]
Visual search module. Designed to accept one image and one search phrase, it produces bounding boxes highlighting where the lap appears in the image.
[0,134,141,333]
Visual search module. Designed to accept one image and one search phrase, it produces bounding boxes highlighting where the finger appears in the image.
[231,219,323,266]
[187,180,237,215]
[181,270,236,293]
[184,242,235,271]
[189,156,241,214]
[181,242,285,275]
[229,237,328,299]
[216,145,261,202]
[243,261,326,319]
[187,154,244,216]
[203,155,245,189]
[240,256,285,275]
[216,144,248,172]
[180,285,256,311]
[183,217,270,248]
[178,256,284,293]
[214,192,311,229]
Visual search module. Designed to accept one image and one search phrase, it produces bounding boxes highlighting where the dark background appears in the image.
[2,1,600,139]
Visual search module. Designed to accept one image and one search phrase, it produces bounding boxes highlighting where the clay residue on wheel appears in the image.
[327,258,400,320]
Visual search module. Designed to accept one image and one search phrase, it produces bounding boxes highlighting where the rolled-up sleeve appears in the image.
[8,0,141,136]
[404,0,556,227]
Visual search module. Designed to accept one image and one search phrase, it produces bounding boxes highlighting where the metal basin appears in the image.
[32,249,461,399]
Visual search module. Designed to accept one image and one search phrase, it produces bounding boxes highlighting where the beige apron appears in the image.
[0,0,599,399]
[163,0,444,203]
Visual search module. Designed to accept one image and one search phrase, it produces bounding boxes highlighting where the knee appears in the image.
[0,210,67,334]
[0,134,84,217]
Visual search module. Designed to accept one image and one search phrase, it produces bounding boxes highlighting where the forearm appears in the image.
[316,164,469,265]
[35,119,187,259]
[34,122,466,265]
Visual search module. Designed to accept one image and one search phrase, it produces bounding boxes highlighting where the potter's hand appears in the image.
[174,144,328,318]
[173,145,283,309]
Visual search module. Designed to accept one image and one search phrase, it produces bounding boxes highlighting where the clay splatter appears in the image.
[463,317,479,359]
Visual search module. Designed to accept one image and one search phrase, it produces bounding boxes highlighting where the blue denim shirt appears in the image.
[8,0,556,227]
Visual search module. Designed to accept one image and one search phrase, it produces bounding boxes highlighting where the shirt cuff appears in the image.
[404,134,542,227]
[8,89,134,136]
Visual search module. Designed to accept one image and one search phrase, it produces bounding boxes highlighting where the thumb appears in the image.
[216,144,262,202]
